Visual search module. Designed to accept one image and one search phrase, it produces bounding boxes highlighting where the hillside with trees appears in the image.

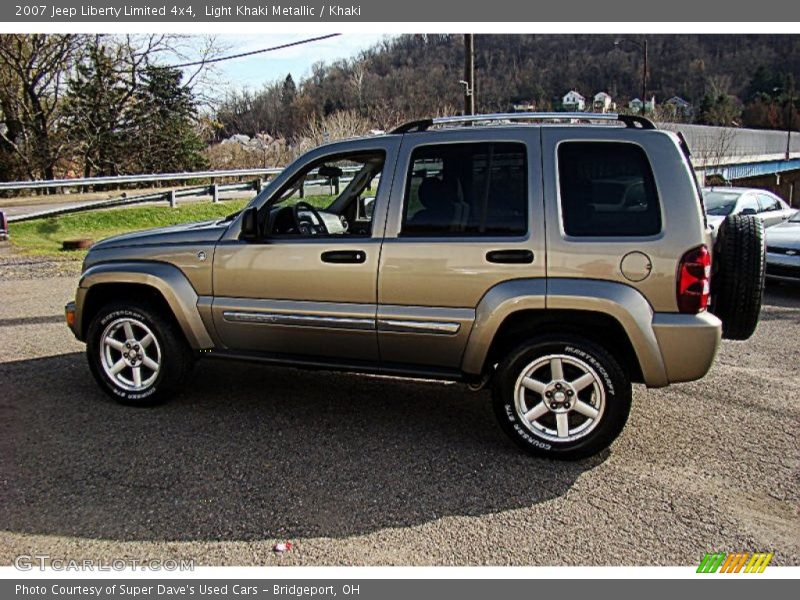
[216,34,800,139]
[1,34,798,183]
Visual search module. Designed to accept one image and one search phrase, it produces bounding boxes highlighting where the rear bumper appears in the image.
[652,311,722,384]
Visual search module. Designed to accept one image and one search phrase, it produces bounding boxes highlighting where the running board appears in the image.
[204,349,469,383]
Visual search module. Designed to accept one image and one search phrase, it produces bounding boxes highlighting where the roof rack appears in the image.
[390,112,656,134]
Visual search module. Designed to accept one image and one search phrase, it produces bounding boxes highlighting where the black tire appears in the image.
[711,214,766,340]
[86,302,193,406]
[492,336,632,460]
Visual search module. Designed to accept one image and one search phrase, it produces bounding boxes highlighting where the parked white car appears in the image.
[765,211,800,283]
[703,187,796,234]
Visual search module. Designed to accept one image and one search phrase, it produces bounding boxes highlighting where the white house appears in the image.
[562,90,586,111]
[628,96,656,113]
[665,96,693,117]
[593,92,615,113]
[511,101,537,112]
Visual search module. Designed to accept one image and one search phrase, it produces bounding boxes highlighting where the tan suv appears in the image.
[65,113,765,459]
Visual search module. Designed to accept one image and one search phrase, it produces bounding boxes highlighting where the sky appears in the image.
[198,33,391,92]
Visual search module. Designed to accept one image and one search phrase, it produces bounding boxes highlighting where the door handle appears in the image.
[486,249,534,264]
[321,250,366,264]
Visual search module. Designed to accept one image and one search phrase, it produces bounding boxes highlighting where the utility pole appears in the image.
[463,34,475,116]
[614,37,648,116]
[641,38,648,117]
[786,87,794,161]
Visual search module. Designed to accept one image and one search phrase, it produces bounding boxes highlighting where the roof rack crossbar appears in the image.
[390,112,657,134]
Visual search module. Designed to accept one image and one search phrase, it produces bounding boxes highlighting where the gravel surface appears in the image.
[0,242,82,280]
[0,263,797,566]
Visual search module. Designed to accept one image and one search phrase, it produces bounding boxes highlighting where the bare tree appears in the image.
[349,62,366,114]
[0,34,84,182]
[0,34,225,183]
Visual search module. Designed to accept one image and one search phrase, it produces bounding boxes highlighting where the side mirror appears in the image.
[358,196,376,220]
[740,208,757,216]
[318,165,344,179]
[239,206,259,240]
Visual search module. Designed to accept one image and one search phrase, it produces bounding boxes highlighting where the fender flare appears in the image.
[461,278,669,387]
[76,261,214,349]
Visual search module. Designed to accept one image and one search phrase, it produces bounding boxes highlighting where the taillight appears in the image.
[677,245,711,313]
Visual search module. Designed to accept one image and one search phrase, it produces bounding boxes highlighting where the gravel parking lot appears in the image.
[0,251,798,566]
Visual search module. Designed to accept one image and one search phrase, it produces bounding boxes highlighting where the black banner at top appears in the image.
[4,0,800,22]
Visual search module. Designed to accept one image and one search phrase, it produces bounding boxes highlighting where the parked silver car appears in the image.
[765,211,800,283]
[704,187,795,234]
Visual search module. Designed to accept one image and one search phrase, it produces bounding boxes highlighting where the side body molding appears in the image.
[461,278,669,388]
[76,261,214,349]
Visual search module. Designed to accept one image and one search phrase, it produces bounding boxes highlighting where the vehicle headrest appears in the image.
[418,177,449,209]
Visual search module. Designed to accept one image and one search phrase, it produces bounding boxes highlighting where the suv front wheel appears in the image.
[492,336,631,459]
[86,302,193,406]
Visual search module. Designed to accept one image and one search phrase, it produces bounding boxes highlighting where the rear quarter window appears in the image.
[558,141,662,237]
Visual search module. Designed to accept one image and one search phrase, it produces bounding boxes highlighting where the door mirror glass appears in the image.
[318,164,344,179]
[358,196,376,221]
[239,206,259,240]
[740,207,757,216]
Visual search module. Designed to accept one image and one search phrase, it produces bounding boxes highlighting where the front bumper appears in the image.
[652,311,722,384]
[65,300,79,338]
[766,252,800,282]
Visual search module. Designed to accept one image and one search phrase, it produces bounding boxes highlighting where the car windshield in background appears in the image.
[791,211,800,223]
[704,191,741,216]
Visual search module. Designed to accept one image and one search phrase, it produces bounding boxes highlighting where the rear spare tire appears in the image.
[710,214,765,340]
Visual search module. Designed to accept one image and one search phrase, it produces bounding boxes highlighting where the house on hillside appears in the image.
[562,90,586,111]
[593,92,615,113]
[628,96,657,114]
[511,101,537,112]
[665,96,693,118]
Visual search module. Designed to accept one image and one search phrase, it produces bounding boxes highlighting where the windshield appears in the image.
[790,211,800,223]
[704,190,741,216]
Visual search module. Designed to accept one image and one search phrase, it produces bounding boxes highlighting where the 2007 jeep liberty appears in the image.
[66,113,766,459]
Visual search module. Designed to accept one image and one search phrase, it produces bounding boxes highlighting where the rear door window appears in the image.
[401,142,528,237]
[558,142,661,237]
[758,194,781,212]
[738,195,760,213]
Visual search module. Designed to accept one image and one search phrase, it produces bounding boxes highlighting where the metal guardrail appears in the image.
[4,167,362,223]
[0,167,283,192]
[6,180,259,223]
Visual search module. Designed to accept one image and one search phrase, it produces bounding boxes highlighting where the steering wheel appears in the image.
[292,201,328,236]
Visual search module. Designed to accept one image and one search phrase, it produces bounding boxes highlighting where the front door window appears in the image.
[265,151,386,238]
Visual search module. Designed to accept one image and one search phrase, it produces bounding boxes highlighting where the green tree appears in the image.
[697,93,742,126]
[280,73,298,137]
[131,65,207,174]
[281,73,297,107]
[64,41,132,177]
[746,66,784,100]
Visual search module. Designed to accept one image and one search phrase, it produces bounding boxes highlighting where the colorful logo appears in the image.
[697,552,773,573]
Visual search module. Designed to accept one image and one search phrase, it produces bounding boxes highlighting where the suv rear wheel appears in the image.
[86,302,193,406]
[492,336,631,459]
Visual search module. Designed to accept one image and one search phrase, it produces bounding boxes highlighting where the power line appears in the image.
[169,33,342,69]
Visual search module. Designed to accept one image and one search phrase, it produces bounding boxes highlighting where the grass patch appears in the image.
[9,195,335,257]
